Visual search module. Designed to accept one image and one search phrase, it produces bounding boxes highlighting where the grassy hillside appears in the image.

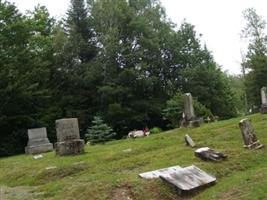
[1,114,267,200]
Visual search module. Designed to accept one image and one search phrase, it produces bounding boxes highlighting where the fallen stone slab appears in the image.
[184,134,196,147]
[159,165,216,195]
[195,147,227,161]
[139,166,182,179]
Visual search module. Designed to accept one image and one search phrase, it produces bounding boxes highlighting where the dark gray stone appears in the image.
[55,118,84,156]
[25,128,53,154]
[239,118,263,149]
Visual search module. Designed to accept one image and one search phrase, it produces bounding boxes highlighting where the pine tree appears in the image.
[86,116,116,144]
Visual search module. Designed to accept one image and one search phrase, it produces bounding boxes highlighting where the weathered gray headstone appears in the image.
[239,119,263,149]
[25,128,53,154]
[180,93,201,128]
[261,87,267,114]
[184,93,195,121]
[55,118,85,156]
[184,134,196,147]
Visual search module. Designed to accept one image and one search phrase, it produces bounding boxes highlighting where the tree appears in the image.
[241,8,267,108]
[0,2,56,156]
[85,116,116,144]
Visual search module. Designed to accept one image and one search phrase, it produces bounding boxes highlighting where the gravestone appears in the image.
[159,165,216,195]
[184,93,195,121]
[239,119,263,149]
[139,165,216,195]
[195,147,227,161]
[180,93,201,128]
[25,128,53,154]
[260,87,267,114]
[184,134,196,147]
[55,118,85,156]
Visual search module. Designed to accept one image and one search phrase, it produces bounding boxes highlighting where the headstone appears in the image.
[159,165,216,195]
[260,87,267,114]
[25,128,53,154]
[239,119,263,149]
[184,134,196,147]
[55,118,85,156]
[184,93,195,121]
[180,93,201,128]
[195,147,227,161]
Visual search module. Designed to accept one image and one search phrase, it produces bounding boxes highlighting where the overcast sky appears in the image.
[8,0,267,74]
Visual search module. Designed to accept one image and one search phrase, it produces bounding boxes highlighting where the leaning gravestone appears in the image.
[239,119,263,149]
[260,87,267,114]
[25,128,53,154]
[180,93,201,128]
[55,118,85,156]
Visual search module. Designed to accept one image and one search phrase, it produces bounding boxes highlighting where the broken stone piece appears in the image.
[33,154,43,159]
[184,134,196,147]
[159,165,216,195]
[239,119,264,149]
[139,166,182,179]
[195,147,227,161]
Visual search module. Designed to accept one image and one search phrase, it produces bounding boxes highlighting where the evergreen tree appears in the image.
[241,8,267,108]
[86,116,116,144]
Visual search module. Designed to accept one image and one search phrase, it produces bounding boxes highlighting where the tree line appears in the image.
[0,0,241,156]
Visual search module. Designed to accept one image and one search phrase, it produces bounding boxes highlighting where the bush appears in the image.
[150,127,162,134]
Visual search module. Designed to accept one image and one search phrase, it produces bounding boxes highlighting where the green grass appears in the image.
[1,114,267,200]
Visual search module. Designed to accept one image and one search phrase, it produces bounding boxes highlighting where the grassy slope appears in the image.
[0,114,267,200]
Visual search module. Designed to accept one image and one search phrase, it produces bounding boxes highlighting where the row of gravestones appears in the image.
[25,87,267,156]
[181,86,267,128]
[25,118,84,156]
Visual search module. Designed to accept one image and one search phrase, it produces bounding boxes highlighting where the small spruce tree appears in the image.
[86,116,116,144]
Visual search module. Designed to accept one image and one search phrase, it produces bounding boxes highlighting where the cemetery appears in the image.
[1,0,267,199]
[1,113,267,199]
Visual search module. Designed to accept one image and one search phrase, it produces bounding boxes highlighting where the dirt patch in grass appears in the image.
[0,185,42,200]
[36,163,90,185]
[217,188,242,200]
[111,185,135,200]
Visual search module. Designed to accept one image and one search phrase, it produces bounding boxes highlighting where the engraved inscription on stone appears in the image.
[28,128,47,140]
[56,118,80,142]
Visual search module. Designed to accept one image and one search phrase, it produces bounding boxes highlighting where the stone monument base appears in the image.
[260,105,267,114]
[55,139,85,156]
[25,143,53,155]
[181,119,202,128]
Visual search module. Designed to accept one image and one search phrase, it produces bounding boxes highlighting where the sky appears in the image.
[8,0,267,74]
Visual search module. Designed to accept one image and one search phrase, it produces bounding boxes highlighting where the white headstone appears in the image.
[261,87,267,105]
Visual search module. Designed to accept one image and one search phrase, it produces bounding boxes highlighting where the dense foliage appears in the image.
[0,0,238,156]
[242,8,267,109]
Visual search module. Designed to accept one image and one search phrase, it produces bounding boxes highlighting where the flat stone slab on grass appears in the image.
[139,166,182,179]
[159,165,216,195]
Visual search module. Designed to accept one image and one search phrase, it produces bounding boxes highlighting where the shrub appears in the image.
[85,116,116,144]
[150,127,162,134]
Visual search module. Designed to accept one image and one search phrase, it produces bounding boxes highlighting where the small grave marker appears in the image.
[239,119,263,149]
[25,128,53,155]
